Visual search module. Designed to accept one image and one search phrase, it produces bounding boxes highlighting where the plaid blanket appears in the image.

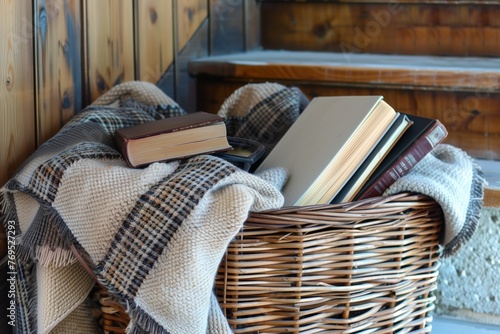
[1,80,484,333]
[0,81,305,333]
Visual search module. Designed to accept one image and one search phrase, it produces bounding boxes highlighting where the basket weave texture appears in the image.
[215,193,442,333]
[91,192,443,333]
[90,284,130,334]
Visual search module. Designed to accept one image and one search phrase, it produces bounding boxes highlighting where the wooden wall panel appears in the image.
[0,0,36,186]
[34,0,82,144]
[261,2,500,56]
[85,0,135,102]
[135,0,174,83]
[177,0,208,52]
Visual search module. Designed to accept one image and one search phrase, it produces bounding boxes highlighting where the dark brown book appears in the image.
[115,112,232,167]
[356,114,448,200]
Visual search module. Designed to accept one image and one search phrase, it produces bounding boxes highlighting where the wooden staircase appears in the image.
[260,1,500,57]
[190,0,500,160]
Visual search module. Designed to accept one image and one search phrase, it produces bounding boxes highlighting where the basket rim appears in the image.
[251,192,434,215]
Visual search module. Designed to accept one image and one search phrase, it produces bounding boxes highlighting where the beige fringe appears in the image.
[36,245,77,268]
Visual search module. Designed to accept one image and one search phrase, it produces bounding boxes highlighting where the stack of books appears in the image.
[114,112,265,170]
[255,96,448,206]
[114,96,447,207]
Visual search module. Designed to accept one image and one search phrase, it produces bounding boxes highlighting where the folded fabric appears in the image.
[1,80,485,334]
[384,144,485,257]
[218,82,308,156]
[1,81,286,333]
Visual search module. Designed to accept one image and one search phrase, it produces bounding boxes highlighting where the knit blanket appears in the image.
[0,81,302,333]
[1,80,484,333]
[385,144,485,257]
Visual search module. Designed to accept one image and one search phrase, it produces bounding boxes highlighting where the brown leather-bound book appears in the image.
[115,112,232,167]
[356,114,448,200]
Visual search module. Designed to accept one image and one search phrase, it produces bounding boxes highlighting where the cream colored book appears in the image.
[332,113,412,203]
[255,96,398,206]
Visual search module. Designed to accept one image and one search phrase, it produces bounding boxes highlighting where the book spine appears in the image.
[357,121,447,200]
[114,132,135,167]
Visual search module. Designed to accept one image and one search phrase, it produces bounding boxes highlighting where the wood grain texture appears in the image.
[261,2,500,56]
[135,0,174,83]
[177,0,208,52]
[484,188,500,208]
[35,0,82,144]
[85,0,135,102]
[189,51,500,91]
[0,0,36,186]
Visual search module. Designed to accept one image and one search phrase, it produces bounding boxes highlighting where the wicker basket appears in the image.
[89,284,130,334]
[91,192,443,333]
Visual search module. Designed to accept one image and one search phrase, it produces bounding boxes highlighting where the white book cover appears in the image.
[256,95,395,206]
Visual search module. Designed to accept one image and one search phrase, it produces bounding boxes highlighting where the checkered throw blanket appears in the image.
[0,81,306,333]
[1,80,484,333]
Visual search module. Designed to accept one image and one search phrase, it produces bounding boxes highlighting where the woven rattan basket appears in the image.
[89,284,130,334]
[90,192,443,334]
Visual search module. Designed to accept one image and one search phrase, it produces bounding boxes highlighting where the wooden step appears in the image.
[190,50,500,160]
[260,1,500,57]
